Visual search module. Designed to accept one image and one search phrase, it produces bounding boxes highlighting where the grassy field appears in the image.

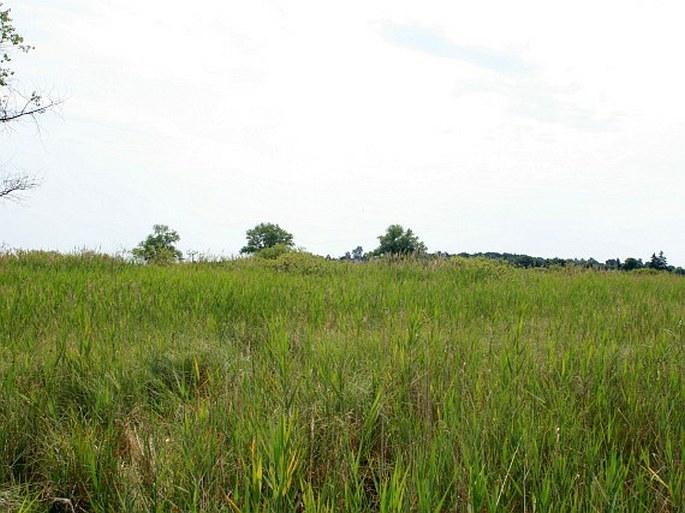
[0,251,683,512]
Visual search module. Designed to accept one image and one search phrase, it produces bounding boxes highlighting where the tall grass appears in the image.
[0,251,683,512]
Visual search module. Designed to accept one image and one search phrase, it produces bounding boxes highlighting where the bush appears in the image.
[253,243,293,260]
[271,251,329,275]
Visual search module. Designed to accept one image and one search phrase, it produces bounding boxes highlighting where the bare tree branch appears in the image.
[0,171,41,201]
[1,86,62,126]
[1,101,54,122]
[1,2,62,202]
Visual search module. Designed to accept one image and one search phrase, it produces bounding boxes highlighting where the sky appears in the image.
[2,0,685,265]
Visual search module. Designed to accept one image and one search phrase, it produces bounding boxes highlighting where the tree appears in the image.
[351,246,364,260]
[605,258,621,270]
[241,222,294,254]
[132,224,183,264]
[647,251,669,271]
[1,2,60,200]
[513,254,536,268]
[622,257,643,271]
[373,224,426,257]
[340,246,367,262]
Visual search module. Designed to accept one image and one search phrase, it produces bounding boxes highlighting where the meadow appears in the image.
[0,251,683,512]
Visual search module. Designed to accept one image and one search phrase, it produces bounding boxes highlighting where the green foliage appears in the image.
[241,222,294,255]
[340,246,366,261]
[647,251,669,271]
[270,251,328,275]
[131,224,182,264]
[622,257,643,271]
[253,242,293,260]
[0,2,32,88]
[255,249,328,275]
[0,1,52,123]
[351,245,364,260]
[632,267,661,276]
[373,224,426,257]
[605,258,621,270]
[1,252,684,512]
[456,251,685,275]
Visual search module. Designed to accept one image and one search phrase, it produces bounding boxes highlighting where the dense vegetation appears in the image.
[452,251,684,275]
[0,251,683,512]
[133,221,684,274]
[340,249,685,275]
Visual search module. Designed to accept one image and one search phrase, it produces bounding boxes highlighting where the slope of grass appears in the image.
[0,251,683,512]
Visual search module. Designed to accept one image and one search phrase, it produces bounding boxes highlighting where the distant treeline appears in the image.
[339,248,684,274]
[122,222,684,274]
[435,251,683,274]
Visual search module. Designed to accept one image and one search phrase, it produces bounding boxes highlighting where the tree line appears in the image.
[452,250,682,274]
[132,222,685,275]
[3,4,682,276]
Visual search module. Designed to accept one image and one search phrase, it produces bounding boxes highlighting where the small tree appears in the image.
[132,224,182,264]
[373,225,426,257]
[340,246,366,261]
[647,251,669,271]
[241,222,294,254]
[351,246,365,260]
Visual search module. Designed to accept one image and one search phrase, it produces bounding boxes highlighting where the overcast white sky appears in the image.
[2,0,684,264]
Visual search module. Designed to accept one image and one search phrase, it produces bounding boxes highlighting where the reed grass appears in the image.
[0,251,683,512]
